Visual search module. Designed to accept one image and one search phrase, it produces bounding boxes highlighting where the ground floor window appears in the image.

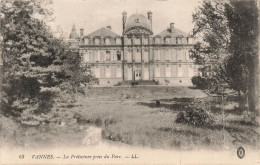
[117,51,121,61]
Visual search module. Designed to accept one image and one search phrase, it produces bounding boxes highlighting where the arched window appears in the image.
[134,37,141,45]
[105,38,111,45]
[127,37,132,45]
[155,37,160,44]
[116,38,121,45]
[94,38,100,45]
[84,38,89,45]
[165,37,170,44]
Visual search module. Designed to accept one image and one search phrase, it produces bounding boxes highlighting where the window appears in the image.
[116,65,121,78]
[177,49,182,61]
[178,64,183,77]
[177,37,182,44]
[84,38,89,45]
[166,65,171,77]
[128,38,132,45]
[185,50,190,61]
[106,51,111,61]
[143,38,148,45]
[93,51,100,62]
[165,37,170,44]
[135,48,141,62]
[95,66,100,78]
[155,49,160,61]
[106,66,111,78]
[105,38,111,45]
[116,38,121,45]
[83,51,89,62]
[117,51,121,61]
[134,38,141,45]
[94,38,100,45]
[127,49,132,62]
[182,38,187,44]
[155,37,160,44]
[144,49,148,62]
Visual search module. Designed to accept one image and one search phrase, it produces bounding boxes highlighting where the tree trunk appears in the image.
[247,66,256,112]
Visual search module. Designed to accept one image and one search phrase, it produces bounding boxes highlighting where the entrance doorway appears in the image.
[134,70,141,81]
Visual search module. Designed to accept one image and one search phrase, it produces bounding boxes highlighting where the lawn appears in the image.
[1,86,259,150]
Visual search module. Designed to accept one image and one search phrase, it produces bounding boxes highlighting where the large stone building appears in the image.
[68,11,197,86]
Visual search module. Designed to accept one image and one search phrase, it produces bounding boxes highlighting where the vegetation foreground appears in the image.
[1,86,259,150]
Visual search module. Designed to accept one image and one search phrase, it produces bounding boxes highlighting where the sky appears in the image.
[50,0,202,37]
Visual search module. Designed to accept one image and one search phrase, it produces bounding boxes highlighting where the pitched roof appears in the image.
[124,14,152,33]
[155,28,188,38]
[86,27,120,38]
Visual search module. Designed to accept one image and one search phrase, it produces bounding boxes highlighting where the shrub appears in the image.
[191,76,218,91]
[176,108,214,127]
[191,76,207,89]
[131,81,139,87]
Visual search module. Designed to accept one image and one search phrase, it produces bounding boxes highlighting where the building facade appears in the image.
[68,11,197,86]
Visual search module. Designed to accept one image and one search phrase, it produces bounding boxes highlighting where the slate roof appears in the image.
[124,14,152,33]
[86,27,120,38]
[155,28,188,38]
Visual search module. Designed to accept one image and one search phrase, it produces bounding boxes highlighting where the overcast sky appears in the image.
[50,0,202,37]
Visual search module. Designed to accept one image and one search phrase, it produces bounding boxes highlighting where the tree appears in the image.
[225,0,258,112]
[191,0,231,92]
[0,0,95,121]
[191,0,258,113]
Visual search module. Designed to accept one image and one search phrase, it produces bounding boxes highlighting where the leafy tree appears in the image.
[225,0,258,112]
[191,0,258,113]
[192,0,231,80]
[0,0,95,122]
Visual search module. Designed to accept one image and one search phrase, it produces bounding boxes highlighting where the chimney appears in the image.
[80,28,84,37]
[147,11,152,30]
[107,26,112,30]
[122,11,127,32]
[170,22,174,33]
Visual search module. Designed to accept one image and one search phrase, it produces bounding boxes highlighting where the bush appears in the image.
[191,76,218,91]
[176,108,214,127]
[131,81,139,87]
[192,76,207,89]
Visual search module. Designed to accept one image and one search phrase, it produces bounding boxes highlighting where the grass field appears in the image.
[1,86,259,150]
